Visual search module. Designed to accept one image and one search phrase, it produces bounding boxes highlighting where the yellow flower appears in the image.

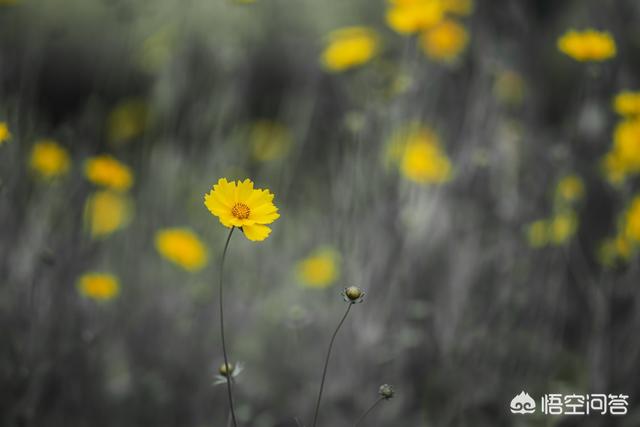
[441,0,473,15]
[602,119,640,184]
[624,196,640,243]
[321,27,379,72]
[29,140,71,179]
[557,29,616,62]
[107,99,148,144]
[77,273,120,301]
[556,174,584,203]
[388,124,452,184]
[0,122,10,145]
[526,220,549,248]
[386,0,444,34]
[599,234,632,267]
[155,228,209,271]
[420,19,468,62]
[549,211,578,245]
[84,155,134,191]
[84,191,133,238]
[613,91,640,117]
[204,178,280,241]
[249,120,293,162]
[296,248,340,288]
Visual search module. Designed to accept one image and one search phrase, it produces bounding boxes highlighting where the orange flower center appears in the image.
[231,203,250,219]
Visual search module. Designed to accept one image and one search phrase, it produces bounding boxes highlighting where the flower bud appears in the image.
[219,362,234,377]
[342,286,365,303]
[378,384,394,400]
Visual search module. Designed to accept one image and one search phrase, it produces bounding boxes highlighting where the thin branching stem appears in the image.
[219,226,238,427]
[353,397,384,427]
[311,302,353,427]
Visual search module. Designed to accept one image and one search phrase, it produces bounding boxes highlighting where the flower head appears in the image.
[84,155,134,191]
[378,384,395,400]
[556,174,584,204]
[420,19,468,62]
[386,0,444,34]
[549,211,578,245]
[342,286,365,304]
[84,191,133,238]
[77,273,120,301]
[557,29,616,62]
[29,140,71,179]
[297,247,340,288]
[213,362,244,385]
[624,196,640,243]
[321,27,379,72]
[204,178,280,241]
[107,98,148,144]
[526,219,549,248]
[614,91,640,117]
[155,228,209,271]
[602,119,640,184]
[0,122,10,145]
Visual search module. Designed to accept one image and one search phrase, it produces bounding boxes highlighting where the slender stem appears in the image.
[353,397,384,427]
[311,303,353,427]
[219,227,238,427]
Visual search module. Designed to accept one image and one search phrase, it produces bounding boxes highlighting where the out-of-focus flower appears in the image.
[0,122,10,145]
[84,155,134,191]
[296,247,340,288]
[84,191,133,238]
[387,124,452,184]
[599,234,632,267]
[155,228,209,271]
[613,91,640,117]
[557,29,616,62]
[526,219,549,248]
[321,27,379,72]
[139,28,175,73]
[249,120,292,162]
[493,70,525,106]
[602,119,640,184]
[107,99,148,144]
[204,178,280,242]
[624,196,640,243]
[556,174,584,204]
[378,384,395,399]
[77,273,120,301]
[420,19,468,62]
[386,0,444,34]
[441,0,473,15]
[29,140,71,179]
[549,211,578,245]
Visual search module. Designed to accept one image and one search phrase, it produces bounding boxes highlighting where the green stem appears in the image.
[219,226,238,427]
[353,397,384,427]
[311,303,353,427]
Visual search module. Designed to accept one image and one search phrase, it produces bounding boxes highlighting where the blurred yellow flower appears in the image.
[557,29,616,62]
[420,19,468,62]
[321,27,379,72]
[526,220,549,248]
[296,248,340,288]
[599,234,632,267]
[386,0,444,34]
[614,91,640,117]
[250,120,293,162]
[556,174,584,203]
[77,273,120,301]
[84,191,133,238]
[602,119,640,184]
[624,196,640,243]
[441,0,473,15]
[204,178,280,241]
[107,99,148,144]
[29,140,71,179]
[549,211,578,245]
[84,155,134,191]
[0,122,10,145]
[388,124,452,184]
[155,228,209,271]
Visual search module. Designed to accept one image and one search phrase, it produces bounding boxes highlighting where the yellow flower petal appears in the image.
[242,224,272,241]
